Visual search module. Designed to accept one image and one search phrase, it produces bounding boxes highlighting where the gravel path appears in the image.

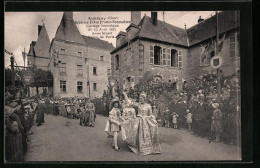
[25,114,241,161]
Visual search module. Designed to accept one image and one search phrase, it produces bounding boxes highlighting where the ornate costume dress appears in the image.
[121,101,161,155]
[122,101,136,120]
[86,102,95,126]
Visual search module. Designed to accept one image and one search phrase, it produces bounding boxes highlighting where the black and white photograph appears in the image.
[4,10,243,162]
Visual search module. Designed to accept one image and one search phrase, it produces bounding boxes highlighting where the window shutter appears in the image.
[178,50,183,68]
[149,45,154,64]
[162,48,166,65]
[167,48,170,66]
[160,49,163,65]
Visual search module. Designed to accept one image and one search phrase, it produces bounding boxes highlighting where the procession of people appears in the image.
[101,71,241,152]
[4,70,241,160]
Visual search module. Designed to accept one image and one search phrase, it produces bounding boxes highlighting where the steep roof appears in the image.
[82,36,115,51]
[111,11,240,54]
[111,15,188,54]
[138,16,188,46]
[34,24,51,58]
[187,11,240,46]
[54,12,86,45]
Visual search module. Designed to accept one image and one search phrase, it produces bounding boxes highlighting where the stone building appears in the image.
[27,12,114,98]
[110,11,240,91]
[48,12,114,98]
[186,11,240,80]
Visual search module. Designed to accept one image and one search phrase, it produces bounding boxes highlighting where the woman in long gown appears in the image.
[121,91,161,155]
[86,99,95,127]
[59,100,67,117]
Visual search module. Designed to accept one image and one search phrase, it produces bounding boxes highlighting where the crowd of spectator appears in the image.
[5,98,38,162]
[98,72,241,145]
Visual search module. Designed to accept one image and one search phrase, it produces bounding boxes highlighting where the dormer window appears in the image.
[60,48,65,55]
[77,51,82,57]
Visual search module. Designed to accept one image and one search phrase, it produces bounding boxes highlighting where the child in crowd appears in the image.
[172,112,179,129]
[185,109,193,131]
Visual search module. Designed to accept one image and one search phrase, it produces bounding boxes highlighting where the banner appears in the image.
[20,69,34,85]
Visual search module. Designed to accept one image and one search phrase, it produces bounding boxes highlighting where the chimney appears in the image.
[116,31,126,47]
[28,42,35,56]
[198,16,204,23]
[38,25,43,36]
[151,12,158,25]
[63,12,73,20]
[131,11,141,25]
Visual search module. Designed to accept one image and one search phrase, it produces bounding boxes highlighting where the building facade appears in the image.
[111,11,240,91]
[186,11,240,80]
[27,12,114,98]
[48,12,114,98]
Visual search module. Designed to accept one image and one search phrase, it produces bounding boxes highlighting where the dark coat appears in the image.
[36,104,45,125]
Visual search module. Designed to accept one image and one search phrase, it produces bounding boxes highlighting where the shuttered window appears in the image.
[178,50,182,69]
[162,48,167,65]
[165,48,171,66]
[150,45,154,64]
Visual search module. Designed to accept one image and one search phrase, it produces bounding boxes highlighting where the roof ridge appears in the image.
[144,15,186,31]
[187,12,220,31]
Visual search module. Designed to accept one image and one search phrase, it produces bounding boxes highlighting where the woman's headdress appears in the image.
[140,91,147,98]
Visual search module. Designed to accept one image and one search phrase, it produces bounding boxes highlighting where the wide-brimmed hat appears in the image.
[111,97,120,105]
[7,102,21,112]
[24,104,31,109]
[5,106,14,118]
[212,103,219,109]
[8,102,19,108]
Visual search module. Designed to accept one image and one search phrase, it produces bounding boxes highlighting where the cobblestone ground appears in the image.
[25,114,241,161]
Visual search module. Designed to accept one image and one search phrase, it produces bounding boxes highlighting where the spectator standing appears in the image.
[86,99,95,127]
[35,100,45,126]
[164,107,171,128]
[211,103,223,142]
[185,109,193,131]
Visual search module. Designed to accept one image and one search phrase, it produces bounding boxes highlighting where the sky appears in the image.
[4,11,216,68]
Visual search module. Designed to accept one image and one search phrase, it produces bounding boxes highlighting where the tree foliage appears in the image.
[5,68,53,91]
[30,69,53,87]
[5,68,23,91]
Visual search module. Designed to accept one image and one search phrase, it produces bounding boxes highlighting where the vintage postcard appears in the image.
[4,10,242,162]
